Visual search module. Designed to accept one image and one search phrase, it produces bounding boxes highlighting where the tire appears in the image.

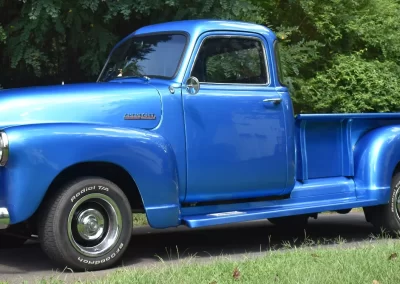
[0,234,26,249]
[38,177,133,271]
[268,214,309,228]
[363,171,400,234]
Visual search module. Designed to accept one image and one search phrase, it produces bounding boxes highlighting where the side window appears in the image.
[191,36,268,84]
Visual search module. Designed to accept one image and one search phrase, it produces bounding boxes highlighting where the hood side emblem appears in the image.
[124,113,156,120]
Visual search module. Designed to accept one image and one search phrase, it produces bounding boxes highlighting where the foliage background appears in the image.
[1,0,399,114]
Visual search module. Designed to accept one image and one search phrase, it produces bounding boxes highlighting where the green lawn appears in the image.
[4,240,400,284]
[88,240,400,284]
[1,223,398,284]
[2,209,379,284]
[133,213,149,226]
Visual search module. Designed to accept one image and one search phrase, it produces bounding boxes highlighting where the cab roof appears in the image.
[132,19,276,41]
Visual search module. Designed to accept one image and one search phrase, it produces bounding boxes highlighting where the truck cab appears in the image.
[1,19,400,272]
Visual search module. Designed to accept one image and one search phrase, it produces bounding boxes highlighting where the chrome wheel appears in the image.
[76,208,105,241]
[67,193,122,257]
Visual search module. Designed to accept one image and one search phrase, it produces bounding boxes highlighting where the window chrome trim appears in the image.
[273,39,287,87]
[188,34,271,87]
[0,131,9,166]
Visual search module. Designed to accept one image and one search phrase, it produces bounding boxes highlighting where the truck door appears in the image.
[182,32,289,203]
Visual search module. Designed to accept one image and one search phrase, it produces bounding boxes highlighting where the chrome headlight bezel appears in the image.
[0,131,9,166]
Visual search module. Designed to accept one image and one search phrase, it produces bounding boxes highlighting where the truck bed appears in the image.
[295,113,400,181]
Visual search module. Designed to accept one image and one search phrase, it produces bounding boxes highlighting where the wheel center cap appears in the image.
[87,217,98,232]
[76,209,105,241]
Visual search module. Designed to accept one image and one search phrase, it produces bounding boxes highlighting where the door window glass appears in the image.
[191,36,268,84]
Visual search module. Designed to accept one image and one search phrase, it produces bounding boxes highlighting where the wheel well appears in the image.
[394,162,400,177]
[44,162,145,212]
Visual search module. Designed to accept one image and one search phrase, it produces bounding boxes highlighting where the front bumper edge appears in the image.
[0,207,10,228]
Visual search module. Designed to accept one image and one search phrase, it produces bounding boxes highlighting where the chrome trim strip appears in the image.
[187,34,271,86]
[0,131,9,166]
[0,207,10,227]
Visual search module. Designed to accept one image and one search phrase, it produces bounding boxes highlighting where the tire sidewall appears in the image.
[390,174,400,215]
[386,173,400,232]
[55,178,132,270]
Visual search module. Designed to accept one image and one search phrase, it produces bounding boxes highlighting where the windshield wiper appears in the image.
[114,75,151,82]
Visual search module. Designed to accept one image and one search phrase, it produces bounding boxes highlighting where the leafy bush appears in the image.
[297,53,400,113]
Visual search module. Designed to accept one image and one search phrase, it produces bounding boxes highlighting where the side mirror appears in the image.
[185,76,200,95]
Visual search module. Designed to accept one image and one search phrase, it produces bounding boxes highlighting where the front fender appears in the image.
[2,123,180,227]
[354,125,400,202]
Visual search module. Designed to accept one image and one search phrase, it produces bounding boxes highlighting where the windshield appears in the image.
[98,33,187,82]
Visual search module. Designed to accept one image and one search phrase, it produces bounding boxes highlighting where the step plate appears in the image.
[182,198,378,228]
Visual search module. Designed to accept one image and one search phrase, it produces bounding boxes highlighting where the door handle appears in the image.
[263,98,282,105]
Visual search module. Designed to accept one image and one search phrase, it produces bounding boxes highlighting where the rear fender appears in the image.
[2,123,180,228]
[354,126,400,202]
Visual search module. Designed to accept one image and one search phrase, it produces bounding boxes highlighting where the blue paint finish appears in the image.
[183,198,377,228]
[291,177,355,199]
[182,84,288,202]
[280,91,296,195]
[353,125,400,200]
[296,113,400,183]
[295,119,350,180]
[0,82,162,129]
[3,124,180,228]
[297,113,400,121]
[181,177,356,217]
[149,81,188,201]
[182,177,387,228]
[2,19,400,232]
[295,115,400,182]
[180,30,288,202]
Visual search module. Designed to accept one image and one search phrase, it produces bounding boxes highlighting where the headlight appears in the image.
[0,131,9,166]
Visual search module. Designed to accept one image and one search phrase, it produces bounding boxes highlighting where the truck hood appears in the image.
[0,82,162,130]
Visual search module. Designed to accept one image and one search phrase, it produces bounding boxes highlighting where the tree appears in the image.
[1,0,400,115]
[0,0,262,88]
[252,0,400,113]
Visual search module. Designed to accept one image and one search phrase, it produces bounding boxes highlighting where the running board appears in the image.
[181,198,379,228]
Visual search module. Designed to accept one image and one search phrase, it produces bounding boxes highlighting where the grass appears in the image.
[133,213,149,226]
[5,209,374,284]
[2,229,399,284]
[84,238,400,284]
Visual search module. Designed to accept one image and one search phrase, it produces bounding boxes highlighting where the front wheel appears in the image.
[364,172,400,235]
[38,177,133,271]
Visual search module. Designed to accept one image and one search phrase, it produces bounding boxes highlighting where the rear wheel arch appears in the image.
[363,164,400,233]
[354,126,400,198]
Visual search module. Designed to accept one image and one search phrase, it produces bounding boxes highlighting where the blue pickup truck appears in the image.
[1,19,400,271]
